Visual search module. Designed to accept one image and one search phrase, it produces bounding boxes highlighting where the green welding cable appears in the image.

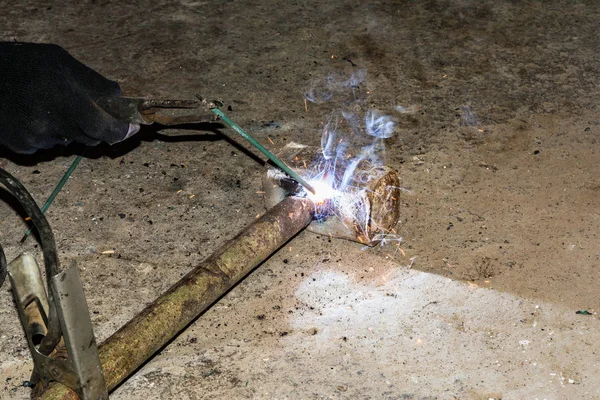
[211,107,315,194]
[20,155,83,244]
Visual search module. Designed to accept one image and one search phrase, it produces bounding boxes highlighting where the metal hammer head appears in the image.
[263,143,401,246]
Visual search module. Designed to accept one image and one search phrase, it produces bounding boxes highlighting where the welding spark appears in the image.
[297,118,398,241]
[306,179,337,205]
[265,71,403,245]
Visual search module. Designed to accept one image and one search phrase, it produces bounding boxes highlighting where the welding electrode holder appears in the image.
[0,168,108,400]
[95,96,220,126]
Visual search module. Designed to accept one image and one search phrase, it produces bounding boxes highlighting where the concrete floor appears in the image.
[1,1,600,399]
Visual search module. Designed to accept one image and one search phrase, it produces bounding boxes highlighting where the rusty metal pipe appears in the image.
[36,196,314,400]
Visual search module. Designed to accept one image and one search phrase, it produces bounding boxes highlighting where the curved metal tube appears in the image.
[0,168,62,355]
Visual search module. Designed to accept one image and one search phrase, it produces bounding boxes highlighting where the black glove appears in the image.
[0,42,139,154]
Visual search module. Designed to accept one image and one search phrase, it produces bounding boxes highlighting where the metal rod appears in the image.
[211,108,316,195]
[37,196,314,399]
[20,155,83,244]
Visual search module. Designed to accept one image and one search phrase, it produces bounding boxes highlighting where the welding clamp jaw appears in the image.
[0,168,108,400]
[96,95,221,126]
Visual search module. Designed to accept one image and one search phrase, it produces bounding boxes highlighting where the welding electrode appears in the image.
[210,108,316,195]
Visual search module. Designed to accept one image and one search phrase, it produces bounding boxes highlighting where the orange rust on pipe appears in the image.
[36,196,313,399]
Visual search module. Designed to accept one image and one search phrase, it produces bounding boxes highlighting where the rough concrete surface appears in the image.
[1,1,599,399]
